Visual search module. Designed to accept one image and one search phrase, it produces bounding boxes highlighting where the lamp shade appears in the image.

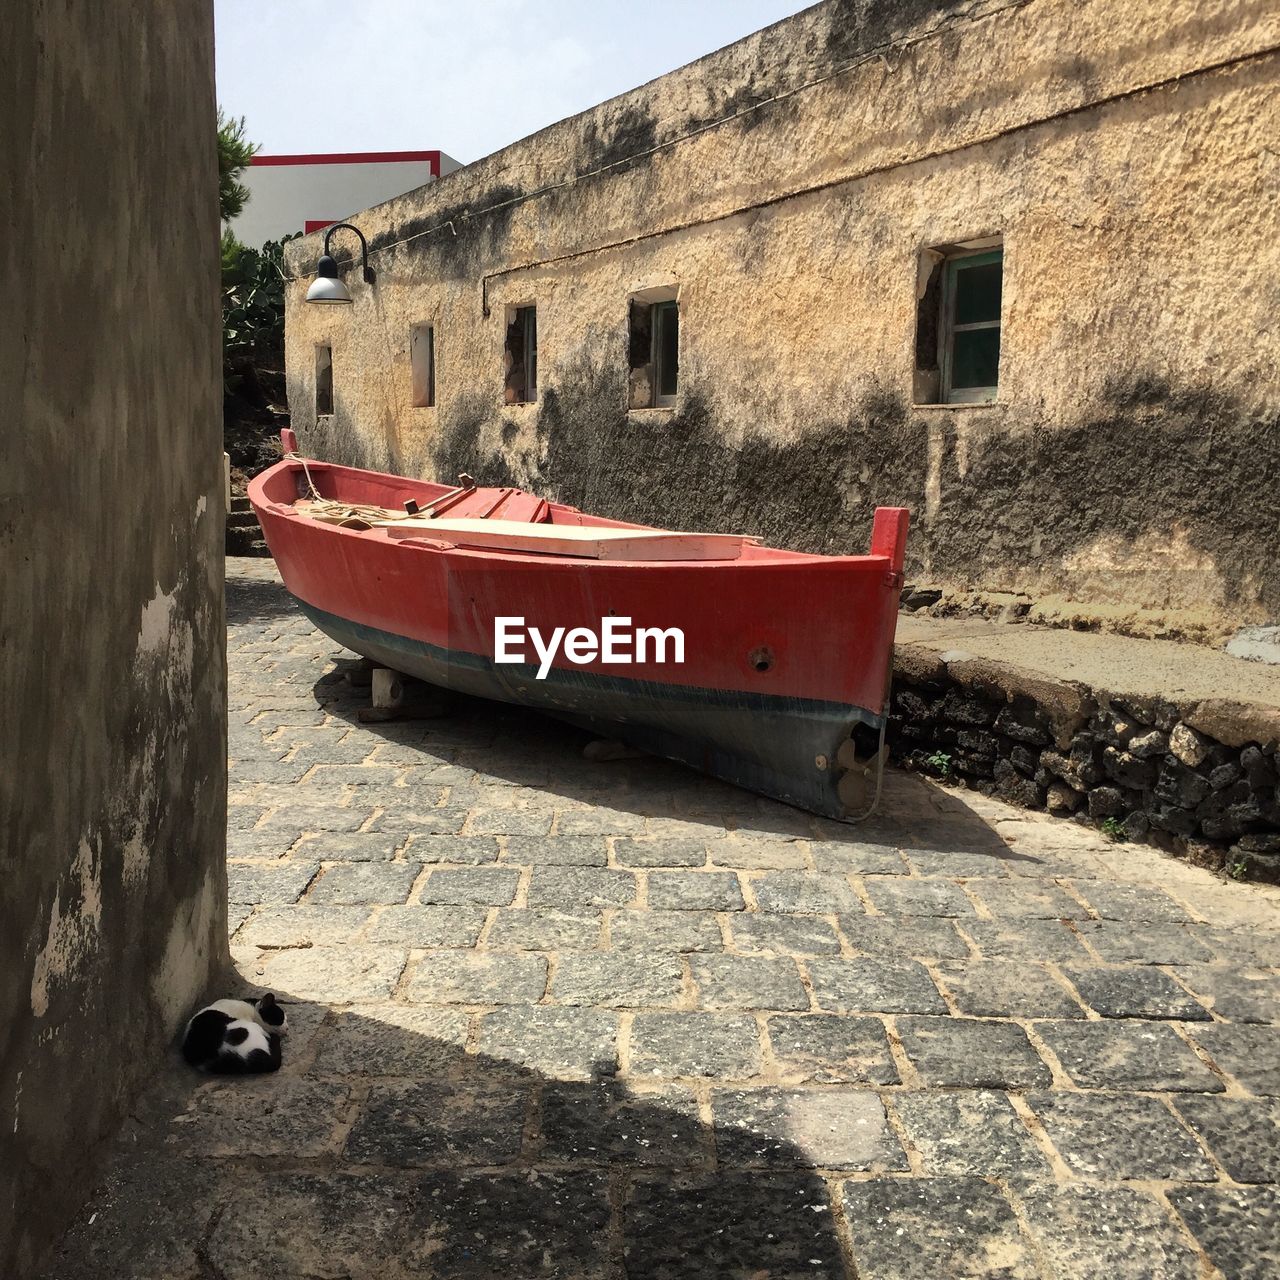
[305,253,353,304]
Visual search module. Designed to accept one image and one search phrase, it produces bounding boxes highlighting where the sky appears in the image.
[214,0,813,165]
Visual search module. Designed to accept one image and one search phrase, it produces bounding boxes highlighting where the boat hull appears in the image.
[249,451,908,820]
[295,598,883,817]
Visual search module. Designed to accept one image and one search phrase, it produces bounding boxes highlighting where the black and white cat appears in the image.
[181,992,287,1074]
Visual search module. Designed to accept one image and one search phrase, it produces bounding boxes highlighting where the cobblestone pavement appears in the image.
[44,561,1280,1279]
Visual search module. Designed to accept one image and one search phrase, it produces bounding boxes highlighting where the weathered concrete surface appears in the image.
[283,0,1280,631]
[896,615,1280,712]
[1227,626,1280,666]
[0,5,225,1276]
[38,562,1280,1278]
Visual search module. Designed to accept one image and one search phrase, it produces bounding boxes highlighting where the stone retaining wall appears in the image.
[888,645,1280,883]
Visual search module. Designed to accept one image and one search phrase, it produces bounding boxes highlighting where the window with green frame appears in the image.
[914,242,1003,404]
[942,250,1002,402]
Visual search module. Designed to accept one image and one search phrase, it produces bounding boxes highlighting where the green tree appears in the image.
[217,108,258,224]
[222,232,297,394]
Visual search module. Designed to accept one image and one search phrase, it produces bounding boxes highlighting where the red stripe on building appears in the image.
[252,151,442,176]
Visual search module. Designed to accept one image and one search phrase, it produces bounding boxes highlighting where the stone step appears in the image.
[229,494,252,514]
[226,510,260,528]
[225,525,266,556]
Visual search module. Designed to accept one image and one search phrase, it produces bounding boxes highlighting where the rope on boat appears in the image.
[848,717,887,824]
[284,451,323,501]
[284,451,416,528]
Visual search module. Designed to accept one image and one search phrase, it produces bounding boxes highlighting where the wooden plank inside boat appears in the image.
[377,516,753,561]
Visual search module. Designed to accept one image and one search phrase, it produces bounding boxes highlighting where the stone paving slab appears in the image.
[347,1076,530,1166]
[711,1087,907,1170]
[935,959,1086,1019]
[626,1171,844,1277]
[765,1014,899,1085]
[1167,1185,1280,1280]
[1185,1023,1280,1095]
[896,1015,1053,1089]
[255,944,409,1002]
[893,1089,1050,1177]
[609,908,721,951]
[841,1176,1040,1279]
[170,1078,352,1157]
[630,1012,763,1079]
[647,869,743,910]
[1173,1096,1280,1184]
[839,913,970,958]
[1015,1182,1202,1279]
[1034,1019,1225,1092]
[476,1005,620,1080]
[207,1172,417,1280]
[313,1004,470,1073]
[540,1080,708,1166]
[1172,964,1280,1023]
[41,559,1280,1280]
[363,904,486,946]
[727,912,842,955]
[1028,1090,1219,1181]
[806,957,948,1014]
[1073,919,1216,965]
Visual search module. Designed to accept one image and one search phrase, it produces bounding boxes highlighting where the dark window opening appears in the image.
[504,305,537,404]
[411,324,435,408]
[315,344,333,416]
[914,243,1002,404]
[628,297,679,408]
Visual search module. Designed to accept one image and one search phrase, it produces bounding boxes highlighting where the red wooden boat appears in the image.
[249,430,908,821]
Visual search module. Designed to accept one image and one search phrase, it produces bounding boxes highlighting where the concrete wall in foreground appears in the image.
[283,0,1280,633]
[0,4,226,1274]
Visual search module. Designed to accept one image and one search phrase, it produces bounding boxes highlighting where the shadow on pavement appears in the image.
[311,660,1019,861]
[226,573,307,626]
[40,996,875,1279]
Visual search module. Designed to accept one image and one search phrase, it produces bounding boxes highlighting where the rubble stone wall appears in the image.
[889,646,1280,882]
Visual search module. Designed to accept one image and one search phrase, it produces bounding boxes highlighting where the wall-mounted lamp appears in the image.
[305,222,376,304]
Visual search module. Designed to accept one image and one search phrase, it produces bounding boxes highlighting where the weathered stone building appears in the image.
[1,4,226,1274]
[283,0,1279,634]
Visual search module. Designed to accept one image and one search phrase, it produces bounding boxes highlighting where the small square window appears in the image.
[628,295,679,408]
[315,344,333,416]
[915,242,1002,404]
[504,305,537,404]
[410,324,435,408]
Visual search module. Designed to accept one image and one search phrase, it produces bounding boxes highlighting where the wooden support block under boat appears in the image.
[357,668,450,724]
[376,517,755,561]
[371,668,405,710]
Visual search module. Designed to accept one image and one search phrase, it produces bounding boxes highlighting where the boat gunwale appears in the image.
[248,456,898,571]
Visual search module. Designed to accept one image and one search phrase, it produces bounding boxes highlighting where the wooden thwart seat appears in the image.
[377,516,754,561]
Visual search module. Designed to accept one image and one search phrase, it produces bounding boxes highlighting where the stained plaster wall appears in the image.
[283,0,1280,629]
[0,4,226,1274]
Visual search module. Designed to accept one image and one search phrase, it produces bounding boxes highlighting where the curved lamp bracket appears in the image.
[306,222,376,303]
[322,222,375,285]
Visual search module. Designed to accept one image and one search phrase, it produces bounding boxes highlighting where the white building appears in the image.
[231,149,462,246]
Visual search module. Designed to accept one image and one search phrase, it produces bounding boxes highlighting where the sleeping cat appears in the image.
[181,992,287,1074]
